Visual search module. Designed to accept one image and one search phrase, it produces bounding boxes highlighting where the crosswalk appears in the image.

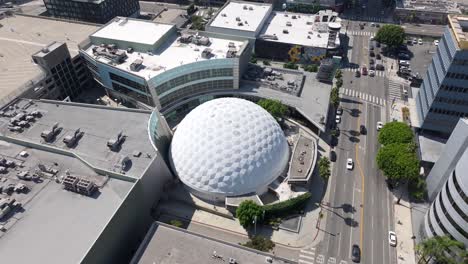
[342,31,376,37]
[388,79,402,102]
[299,248,348,264]
[342,68,386,77]
[340,88,386,106]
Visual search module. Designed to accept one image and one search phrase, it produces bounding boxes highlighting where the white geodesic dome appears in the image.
[169,98,289,202]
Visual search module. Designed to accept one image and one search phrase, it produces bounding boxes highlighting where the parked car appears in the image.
[355,70,361,77]
[369,65,375,70]
[336,107,343,115]
[336,115,341,124]
[369,70,375,77]
[371,22,376,27]
[329,150,337,162]
[389,231,397,247]
[398,53,410,60]
[369,51,375,57]
[377,121,384,130]
[376,64,385,71]
[376,23,380,28]
[360,125,367,135]
[352,244,361,263]
[369,58,375,65]
[376,54,382,60]
[418,38,423,45]
[346,158,354,170]
[434,39,439,46]
[361,66,368,75]
[399,60,410,66]
[412,38,418,45]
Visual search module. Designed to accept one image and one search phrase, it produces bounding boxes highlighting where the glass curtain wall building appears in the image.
[43,0,140,24]
[79,17,250,110]
[415,14,468,136]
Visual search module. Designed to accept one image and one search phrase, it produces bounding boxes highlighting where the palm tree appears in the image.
[416,236,466,264]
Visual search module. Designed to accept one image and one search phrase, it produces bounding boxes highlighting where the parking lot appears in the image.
[405,38,438,80]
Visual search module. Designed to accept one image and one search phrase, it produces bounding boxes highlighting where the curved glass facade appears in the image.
[148,110,172,159]
[147,59,238,109]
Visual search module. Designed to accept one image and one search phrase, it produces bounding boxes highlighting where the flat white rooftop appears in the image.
[85,34,245,80]
[259,11,341,48]
[209,1,271,32]
[91,18,174,46]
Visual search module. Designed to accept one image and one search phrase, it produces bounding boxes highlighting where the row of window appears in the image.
[440,84,468,93]
[452,172,468,204]
[451,59,468,66]
[160,79,234,108]
[445,176,468,224]
[428,107,468,118]
[434,97,468,106]
[112,82,154,106]
[109,73,148,94]
[438,190,468,239]
[155,68,234,95]
[445,72,468,80]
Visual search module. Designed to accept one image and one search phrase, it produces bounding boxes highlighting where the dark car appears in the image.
[376,54,382,60]
[355,70,361,77]
[398,53,410,60]
[329,150,337,162]
[352,245,361,263]
[369,51,375,57]
[369,58,375,65]
[331,136,338,147]
[376,42,381,48]
[376,64,385,71]
[360,125,366,135]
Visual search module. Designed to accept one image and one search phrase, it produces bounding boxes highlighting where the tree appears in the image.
[376,143,419,183]
[257,99,287,120]
[375,25,405,49]
[303,64,318,72]
[335,78,343,88]
[236,200,263,228]
[330,87,340,107]
[169,219,183,228]
[318,157,331,180]
[190,15,205,31]
[335,69,342,79]
[241,236,275,252]
[378,121,414,145]
[409,177,426,201]
[187,4,197,15]
[416,236,466,264]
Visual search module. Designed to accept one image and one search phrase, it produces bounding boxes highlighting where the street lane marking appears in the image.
[328,257,336,264]
[299,259,314,264]
[316,255,325,264]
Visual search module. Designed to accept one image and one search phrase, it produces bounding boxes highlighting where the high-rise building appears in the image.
[415,14,468,136]
[423,118,468,247]
[43,0,140,24]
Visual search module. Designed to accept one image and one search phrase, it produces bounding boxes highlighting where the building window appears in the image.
[438,190,468,239]
[109,73,148,94]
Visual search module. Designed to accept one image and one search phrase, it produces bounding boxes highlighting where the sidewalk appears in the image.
[393,191,416,264]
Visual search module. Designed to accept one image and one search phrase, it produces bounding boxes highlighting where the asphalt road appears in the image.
[310,20,397,264]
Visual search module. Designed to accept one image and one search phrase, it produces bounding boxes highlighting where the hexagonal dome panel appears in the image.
[169,98,289,199]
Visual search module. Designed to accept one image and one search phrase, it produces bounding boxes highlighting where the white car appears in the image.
[434,40,439,46]
[346,158,354,170]
[418,39,423,45]
[369,70,375,77]
[336,115,341,124]
[389,231,397,247]
[377,121,384,130]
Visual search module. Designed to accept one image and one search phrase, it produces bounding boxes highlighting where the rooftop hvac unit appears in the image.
[283,29,289,34]
[292,15,297,19]
[201,48,213,59]
[249,6,253,10]
[130,59,144,72]
[286,21,292,26]
[107,131,126,151]
[238,22,244,26]
[243,5,248,9]
[63,128,84,148]
[236,17,241,21]
[221,13,227,17]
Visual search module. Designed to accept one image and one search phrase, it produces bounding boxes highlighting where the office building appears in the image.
[0,98,173,263]
[423,118,468,247]
[415,14,468,136]
[43,0,140,24]
[131,222,293,264]
[0,14,98,107]
[395,0,461,24]
[79,17,251,109]
[206,1,342,63]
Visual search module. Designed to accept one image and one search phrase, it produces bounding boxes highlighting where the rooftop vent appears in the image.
[221,13,227,17]
[41,122,62,143]
[292,15,297,19]
[236,17,241,21]
[107,131,126,151]
[130,59,143,72]
[286,21,292,26]
[249,6,253,10]
[201,48,213,59]
[283,29,289,34]
[41,47,49,53]
[63,128,84,148]
[243,5,248,10]
[238,22,244,26]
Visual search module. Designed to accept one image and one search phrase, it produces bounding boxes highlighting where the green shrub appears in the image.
[303,64,318,72]
[263,60,271,66]
[236,200,263,228]
[284,62,299,70]
[318,157,331,180]
[241,236,275,252]
[263,192,311,219]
